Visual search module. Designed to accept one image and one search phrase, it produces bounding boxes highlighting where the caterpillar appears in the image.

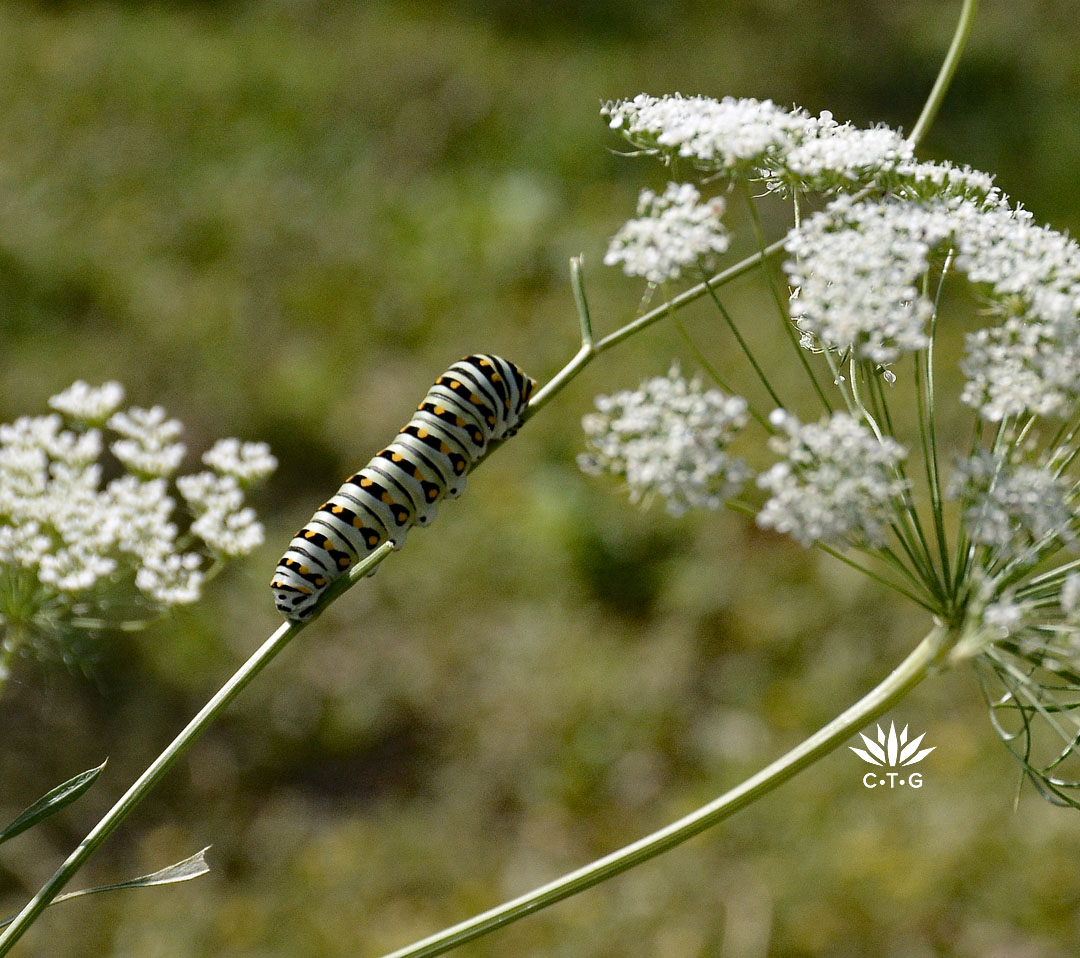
[270,354,535,621]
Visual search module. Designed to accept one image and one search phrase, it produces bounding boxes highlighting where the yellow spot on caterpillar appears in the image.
[440,442,450,453]
[381,493,393,504]
[392,453,404,462]
[456,417,466,427]
[451,380,462,389]
[361,478,373,488]
[367,534,379,546]
[417,429,429,439]
[352,517,363,528]
[298,586,313,595]
[434,405,446,415]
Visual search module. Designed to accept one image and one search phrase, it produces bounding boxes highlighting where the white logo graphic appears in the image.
[850,721,934,789]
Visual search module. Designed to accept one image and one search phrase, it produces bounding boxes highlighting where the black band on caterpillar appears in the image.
[270,354,535,620]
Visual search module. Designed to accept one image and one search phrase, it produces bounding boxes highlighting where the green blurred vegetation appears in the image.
[2,0,1080,955]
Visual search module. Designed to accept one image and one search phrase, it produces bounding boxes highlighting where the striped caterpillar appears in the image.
[271,354,535,620]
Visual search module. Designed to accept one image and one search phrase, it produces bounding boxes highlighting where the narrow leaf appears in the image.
[0,762,107,846]
[0,848,211,928]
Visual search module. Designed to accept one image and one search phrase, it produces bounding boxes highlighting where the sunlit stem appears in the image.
[526,239,788,418]
[742,182,832,413]
[0,543,396,957]
[379,624,952,958]
[907,0,980,148]
[569,255,594,347]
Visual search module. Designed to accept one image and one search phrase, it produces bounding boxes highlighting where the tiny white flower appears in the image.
[605,182,730,284]
[948,451,1073,552]
[202,438,278,485]
[603,94,814,171]
[579,365,750,516]
[757,411,909,548]
[48,381,125,424]
[136,553,204,605]
[108,406,186,477]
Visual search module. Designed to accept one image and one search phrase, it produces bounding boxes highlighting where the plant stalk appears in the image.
[0,543,396,956]
[379,623,951,958]
[908,0,979,148]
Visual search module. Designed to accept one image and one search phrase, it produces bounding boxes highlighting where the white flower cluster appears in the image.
[756,411,909,548]
[785,197,954,364]
[603,95,1003,207]
[948,451,1073,553]
[578,365,750,516]
[604,182,730,284]
[0,382,275,633]
[955,206,1080,421]
[602,94,813,172]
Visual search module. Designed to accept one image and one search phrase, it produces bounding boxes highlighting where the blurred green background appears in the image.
[2,1,1080,955]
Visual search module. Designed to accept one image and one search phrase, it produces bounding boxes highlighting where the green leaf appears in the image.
[0,762,107,846]
[0,848,211,928]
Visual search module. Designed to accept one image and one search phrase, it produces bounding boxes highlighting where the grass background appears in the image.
[2,0,1080,955]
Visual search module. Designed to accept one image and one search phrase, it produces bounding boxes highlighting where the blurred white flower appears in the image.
[48,380,125,424]
[0,383,275,672]
[108,406,187,477]
[201,438,278,485]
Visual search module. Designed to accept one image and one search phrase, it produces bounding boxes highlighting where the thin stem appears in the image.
[379,624,951,958]
[594,239,786,355]
[907,0,979,148]
[742,182,832,413]
[0,543,396,957]
[698,272,785,412]
[526,240,788,418]
[569,255,594,347]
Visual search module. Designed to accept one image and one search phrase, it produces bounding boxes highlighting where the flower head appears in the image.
[756,411,909,549]
[579,365,750,516]
[0,383,275,679]
[604,182,729,284]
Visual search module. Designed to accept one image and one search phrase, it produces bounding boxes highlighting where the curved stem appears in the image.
[907,0,979,148]
[0,543,396,957]
[379,623,951,958]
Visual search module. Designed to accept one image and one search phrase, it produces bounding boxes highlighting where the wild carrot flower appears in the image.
[603,182,729,284]
[585,93,1080,805]
[0,382,275,687]
[578,365,750,516]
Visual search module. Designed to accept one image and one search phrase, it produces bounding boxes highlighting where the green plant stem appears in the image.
[379,623,951,958]
[0,543,396,957]
[525,238,787,419]
[907,0,979,148]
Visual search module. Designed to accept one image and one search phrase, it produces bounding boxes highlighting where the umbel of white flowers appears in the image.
[583,94,1080,801]
[0,381,276,679]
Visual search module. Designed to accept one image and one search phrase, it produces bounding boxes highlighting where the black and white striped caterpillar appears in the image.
[270,354,535,621]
